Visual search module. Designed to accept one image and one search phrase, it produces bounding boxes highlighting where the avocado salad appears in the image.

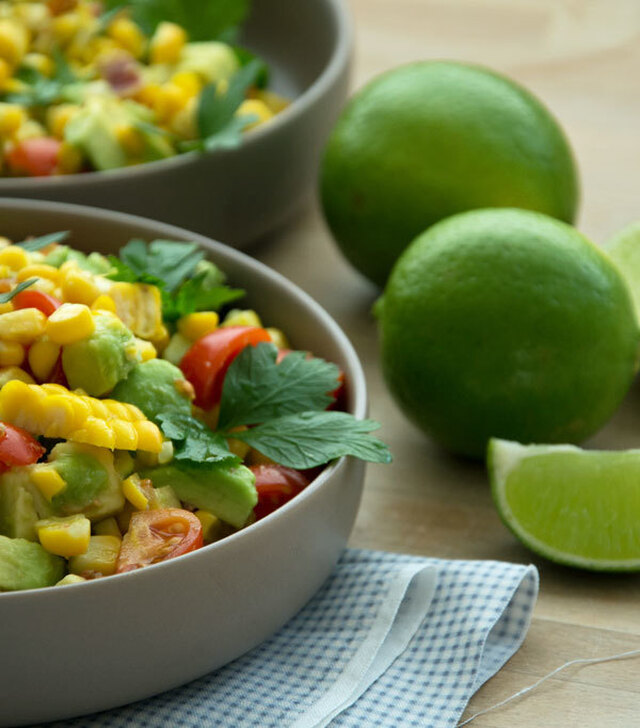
[0,232,390,591]
[0,0,285,176]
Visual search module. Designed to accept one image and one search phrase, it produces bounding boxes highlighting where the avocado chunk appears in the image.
[48,443,125,521]
[140,461,257,528]
[0,469,53,541]
[111,359,192,424]
[0,535,65,591]
[62,312,138,396]
[44,246,111,274]
[65,104,128,171]
[176,42,239,83]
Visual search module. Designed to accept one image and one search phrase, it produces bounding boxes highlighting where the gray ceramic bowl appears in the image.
[0,199,367,726]
[0,0,352,247]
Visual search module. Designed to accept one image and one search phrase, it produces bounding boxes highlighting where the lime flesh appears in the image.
[489,438,640,571]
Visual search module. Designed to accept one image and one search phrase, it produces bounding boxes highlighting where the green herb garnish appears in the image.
[103,0,251,42]
[217,343,341,430]
[158,412,238,465]
[0,279,37,304]
[17,231,70,252]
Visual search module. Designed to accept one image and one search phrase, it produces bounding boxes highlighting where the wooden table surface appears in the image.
[257,1,640,724]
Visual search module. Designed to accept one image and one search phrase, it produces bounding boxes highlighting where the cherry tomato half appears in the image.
[251,465,311,521]
[13,289,62,316]
[6,138,62,177]
[0,423,45,473]
[115,508,203,574]
[180,326,272,409]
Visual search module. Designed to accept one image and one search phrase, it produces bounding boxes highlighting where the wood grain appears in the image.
[255,1,640,724]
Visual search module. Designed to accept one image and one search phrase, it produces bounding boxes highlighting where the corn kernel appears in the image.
[93,517,121,539]
[0,308,46,343]
[0,341,24,366]
[61,269,100,305]
[108,282,163,339]
[22,52,54,77]
[108,17,146,58]
[68,535,121,577]
[110,418,138,450]
[134,337,157,362]
[195,510,227,543]
[150,21,187,64]
[227,429,251,459]
[222,309,262,328]
[157,439,174,465]
[0,365,32,386]
[171,70,201,97]
[42,393,88,437]
[91,294,116,313]
[31,466,67,501]
[0,245,29,270]
[236,99,274,131]
[0,59,11,91]
[58,141,83,174]
[0,103,26,137]
[56,574,86,586]
[52,13,81,45]
[114,123,144,156]
[0,19,29,66]
[46,303,95,344]
[47,104,80,139]
[122,473,149,510]
[155,84,190,122]
[151,483,180,508]
[28,339,60,381]
[266,327,289,350]
[150,323,170,352]
[177,311,219,341]
[16,264,60,284]
[37,514,91,557]
[134,420,163,453]
[70,418,116,450]
[256,89,289,114]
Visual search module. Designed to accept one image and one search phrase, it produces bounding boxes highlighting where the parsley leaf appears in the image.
[16,230,70,252]
[4,50,77,107]
[103,0,251,42]
[218,343,341,430]
[158,412,238,465]
[164,271,245,322]
[229,411,393,469]
[0,279,37,304]
[109,238,204,291]
[184,59,262,153]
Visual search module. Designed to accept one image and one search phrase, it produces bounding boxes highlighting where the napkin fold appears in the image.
[56,549,538,728]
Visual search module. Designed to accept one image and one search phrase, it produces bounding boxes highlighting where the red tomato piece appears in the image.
[13,289,62,316]
[180,326,272,409]
[251,465,311,521]
[0,423,45,473]
[6,138,62,177]
[115,508,203,574]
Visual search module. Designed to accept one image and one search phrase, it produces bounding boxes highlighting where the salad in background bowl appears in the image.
[0,198,378,726]
[0,0,353,245]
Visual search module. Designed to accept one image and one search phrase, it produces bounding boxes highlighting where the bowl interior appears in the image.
[241,0,343,99]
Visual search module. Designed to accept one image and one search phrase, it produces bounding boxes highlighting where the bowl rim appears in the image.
[0,197,368,600]
[0,0,353,190]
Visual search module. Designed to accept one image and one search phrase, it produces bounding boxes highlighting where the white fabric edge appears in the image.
[289,563,439,728]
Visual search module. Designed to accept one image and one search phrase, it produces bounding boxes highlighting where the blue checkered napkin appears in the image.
[56,550,538,728]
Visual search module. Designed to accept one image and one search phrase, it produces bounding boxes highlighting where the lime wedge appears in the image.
[489,438,640,571]
[606,221,640,321]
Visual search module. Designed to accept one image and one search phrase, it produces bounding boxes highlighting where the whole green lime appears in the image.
[376,208,639,458]
[320,61,579,286]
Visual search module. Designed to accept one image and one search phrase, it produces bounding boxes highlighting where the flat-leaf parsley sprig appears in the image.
[159,343,392,470]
